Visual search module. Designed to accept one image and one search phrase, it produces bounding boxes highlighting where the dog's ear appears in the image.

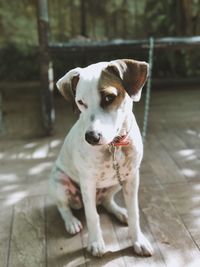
[106,59,149,102]
[56,68,81,100]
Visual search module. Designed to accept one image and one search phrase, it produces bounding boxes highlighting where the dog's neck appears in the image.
[109,114,134,147]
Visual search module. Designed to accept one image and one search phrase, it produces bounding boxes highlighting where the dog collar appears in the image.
[109,119,133,147]
[110,135,130,147]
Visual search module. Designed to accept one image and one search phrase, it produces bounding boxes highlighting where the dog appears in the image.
[49,59,153,257]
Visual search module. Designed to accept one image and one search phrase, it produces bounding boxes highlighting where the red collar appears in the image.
[110,134,130,147]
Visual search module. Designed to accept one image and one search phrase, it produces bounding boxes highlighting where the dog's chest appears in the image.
[85,146,135,188]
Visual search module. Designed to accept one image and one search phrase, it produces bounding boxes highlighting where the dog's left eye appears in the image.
[104,94,116,104]
[77,100,87,108]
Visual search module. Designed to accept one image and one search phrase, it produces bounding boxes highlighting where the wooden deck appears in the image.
[0,86,200,267]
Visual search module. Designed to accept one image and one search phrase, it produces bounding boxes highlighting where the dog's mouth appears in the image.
[85,127,131,147]
[85,134,130,147]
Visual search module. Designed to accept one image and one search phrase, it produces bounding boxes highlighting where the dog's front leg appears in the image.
[123,170,153,256]
[80,177,105,257]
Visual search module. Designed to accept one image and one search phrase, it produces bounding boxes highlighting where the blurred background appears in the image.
[0,2,200,267]
[0,0,199,82]
[0,0,200,138]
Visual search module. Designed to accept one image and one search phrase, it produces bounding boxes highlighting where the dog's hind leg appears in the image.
[102,185,128,224]
[49,166,83,235]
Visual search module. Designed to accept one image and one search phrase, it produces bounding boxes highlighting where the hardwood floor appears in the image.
[0,86,200,267]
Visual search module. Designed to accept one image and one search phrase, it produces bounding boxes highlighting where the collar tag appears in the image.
[108,144,124,186]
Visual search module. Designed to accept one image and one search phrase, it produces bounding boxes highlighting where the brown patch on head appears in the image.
[71,76,79,96]
[60,75,80,113]
[99,67,126,110]
[103,59,149,102]
[57,69,80,113]
[57,74,79,100]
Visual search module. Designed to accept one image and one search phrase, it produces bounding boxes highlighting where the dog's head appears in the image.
[57,59,149,146]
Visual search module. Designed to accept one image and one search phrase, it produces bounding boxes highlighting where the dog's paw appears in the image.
[114,207,128,224]
[132,233,154,257]
[65,216,83,235]
[87,237,106,257]
[103,201,128,224]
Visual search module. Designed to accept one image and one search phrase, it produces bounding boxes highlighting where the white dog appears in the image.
[49,59,153,257]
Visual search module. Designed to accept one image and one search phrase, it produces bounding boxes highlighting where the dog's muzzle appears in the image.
[85,131,101,145]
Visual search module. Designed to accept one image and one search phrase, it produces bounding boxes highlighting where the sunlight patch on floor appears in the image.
[180,168,198,177]
[50,139,62,148]
[178,149,195,157]
[4,191,27,206]
[1,184,19,192]
[24,142,37,149]
[32,144,49,159]
[28,162,52,175]
[0,173,18,182]
[66,257,86,267]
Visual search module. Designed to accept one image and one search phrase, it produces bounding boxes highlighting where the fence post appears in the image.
[0,92,4,134]
[37,0,55,134]
[142,37,154,142]
[80,0,87,37]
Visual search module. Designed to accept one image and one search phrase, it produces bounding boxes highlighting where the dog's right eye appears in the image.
[77,100,87,108]
[104,94,116,104]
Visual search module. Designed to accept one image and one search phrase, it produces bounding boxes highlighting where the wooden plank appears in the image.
[144,87,200,135]
[0,137,61,161]
[113,192,165,267]
[0,158,51,200]
[145,134,187,184]
[81,208,125,267]
[8,197,46,267]
[175,126,200,151]
[154,128,186,151]
[140,159,161,186]
[46,197,86,267]
[0,200,13,267]
[164,181,200,217]
[140,184,200,267]
[113,214,166,267]
[155,129,200,182]
[181,214,200,249]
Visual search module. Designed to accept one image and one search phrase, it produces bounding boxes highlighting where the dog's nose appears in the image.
[85,131,101,145]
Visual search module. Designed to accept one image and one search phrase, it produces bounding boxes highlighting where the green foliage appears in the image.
[0,0,37,46]
[0,44,39,81]
[0,0,199,81]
